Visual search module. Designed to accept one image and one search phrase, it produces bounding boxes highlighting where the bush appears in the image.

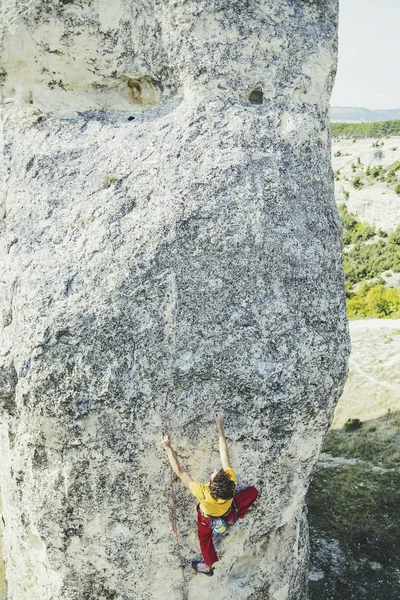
[395,183,400,196]
[388,227,400,246]
[347,284,400,318]
[352,175,363,189]
[344,418,363,432]
[339,207,400,318]
[368,165,384,178]
[340,204,376,245]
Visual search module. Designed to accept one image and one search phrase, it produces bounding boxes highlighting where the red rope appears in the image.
[170,465,189,600]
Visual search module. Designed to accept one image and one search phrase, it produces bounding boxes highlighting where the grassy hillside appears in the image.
[308,322,400,600]
[308,454,400,600]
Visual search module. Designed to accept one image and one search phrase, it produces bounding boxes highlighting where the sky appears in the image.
[331,0,400,109]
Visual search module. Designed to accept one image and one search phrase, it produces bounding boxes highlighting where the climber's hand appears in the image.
[215,411,224,427]
[162,431,172,448]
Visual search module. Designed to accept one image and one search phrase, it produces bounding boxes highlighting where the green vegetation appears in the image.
[343,417,362,432]
[347,284,400,318]
[324,410,400,467]
[335,158,400,192]
[351,175,363,188]
[308,463,400,600]
[339,205,400,317]
[365,161,400,184]
[332,119,400,138]
[340,204,376,244]
[308,410,400,600]
[334,150,352,157]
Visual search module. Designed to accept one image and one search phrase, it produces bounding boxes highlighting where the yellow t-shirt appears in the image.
[190,468,236,517]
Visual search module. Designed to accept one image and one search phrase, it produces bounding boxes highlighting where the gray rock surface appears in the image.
[0,1,348,599]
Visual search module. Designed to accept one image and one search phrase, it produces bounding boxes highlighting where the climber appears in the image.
[162,412,258,576]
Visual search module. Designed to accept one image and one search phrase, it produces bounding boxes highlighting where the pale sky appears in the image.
[331,0,400,109]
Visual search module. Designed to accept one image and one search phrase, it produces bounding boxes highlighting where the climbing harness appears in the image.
[170,464,189,600]
[201,499,239,532]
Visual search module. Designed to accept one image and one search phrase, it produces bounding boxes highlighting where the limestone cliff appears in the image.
[0,1,348,599]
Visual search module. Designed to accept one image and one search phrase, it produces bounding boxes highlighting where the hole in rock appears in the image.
[125,76,161,107]
[249,89,264,105]
[127,79,142,101]
[127,116,135,121]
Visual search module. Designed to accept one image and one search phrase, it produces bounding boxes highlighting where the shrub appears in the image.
[395,183,400,196]
[368,165,384,179]
[339,208,400,317]
[344,418,363,432]
[352,175,363,189]
[339,204,376,245]
[388,227,400,246]
[347,284,400,318]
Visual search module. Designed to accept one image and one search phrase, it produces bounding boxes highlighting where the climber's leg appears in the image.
[196,506,219,567]
[235,486,259,518]
[226,486,259,523]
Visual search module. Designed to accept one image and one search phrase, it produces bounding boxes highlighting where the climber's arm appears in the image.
[162,434,193,489]
[216,412,232,470]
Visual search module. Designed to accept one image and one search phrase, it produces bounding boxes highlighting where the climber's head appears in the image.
[209,469,236,500]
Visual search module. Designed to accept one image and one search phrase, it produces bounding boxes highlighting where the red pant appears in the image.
[196,486,259,567]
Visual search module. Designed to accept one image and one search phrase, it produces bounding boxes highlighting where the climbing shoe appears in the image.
[191,561,214,576]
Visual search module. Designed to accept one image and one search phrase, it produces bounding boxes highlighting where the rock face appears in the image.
[0,2,348,599]
[333,137,400,233]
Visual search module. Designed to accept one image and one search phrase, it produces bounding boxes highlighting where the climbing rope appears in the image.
[170,464,189,600]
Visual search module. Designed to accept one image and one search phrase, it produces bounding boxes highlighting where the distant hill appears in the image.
[331,107,400,123]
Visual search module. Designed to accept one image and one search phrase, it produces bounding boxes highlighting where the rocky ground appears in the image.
[308,319,400,600]
[332,136,400,232]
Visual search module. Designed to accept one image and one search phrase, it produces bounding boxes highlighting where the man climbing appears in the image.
[162,412,258,576]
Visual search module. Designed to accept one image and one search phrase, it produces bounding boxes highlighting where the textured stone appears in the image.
[0,1,348,599]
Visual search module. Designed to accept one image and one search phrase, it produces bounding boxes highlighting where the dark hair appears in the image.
[210,469,236,500]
